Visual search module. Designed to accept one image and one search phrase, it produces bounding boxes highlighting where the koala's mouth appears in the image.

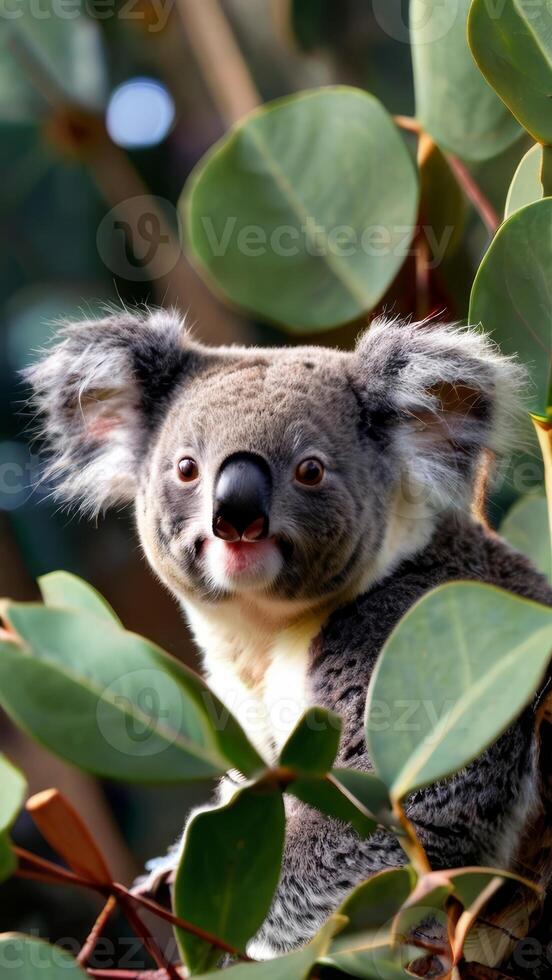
[197,534,292,592]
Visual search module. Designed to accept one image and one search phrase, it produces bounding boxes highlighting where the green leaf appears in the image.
[0,934,88,977]
[338,868,416,936]
[419,138,465,257]
[0,3,107,114]
[0,754,26,884]
[322,936,421,980]
[0,753,26,833]
[393,866,537,941]
[279,707,341,775]
[183,87,419,332]
[501,495,552,584]
[411,0,520,160]
[331,769,394,825]
[0,603,264,782]
[505,145,544,219]
[468,0,552,144]
[365,582,552,800]
[288,776,378,839]
[39,571,123,626]
[0,834,16,882]
[469,198,552,417]
[195,915,343,979]
[174,786,285,974]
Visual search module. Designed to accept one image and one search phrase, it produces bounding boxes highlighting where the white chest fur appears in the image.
[184,600,325,765]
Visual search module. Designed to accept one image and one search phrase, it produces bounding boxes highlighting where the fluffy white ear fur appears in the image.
[23,310,198,517]
[356,318,526,512]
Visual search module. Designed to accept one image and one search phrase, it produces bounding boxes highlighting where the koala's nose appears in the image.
[213,454,272,542]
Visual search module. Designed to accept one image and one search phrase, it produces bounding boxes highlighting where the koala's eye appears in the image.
[295,458,325,487]
[177,457,199,483]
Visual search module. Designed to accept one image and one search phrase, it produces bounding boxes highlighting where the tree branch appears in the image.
[176,0,260,125]
[446,154,500,234]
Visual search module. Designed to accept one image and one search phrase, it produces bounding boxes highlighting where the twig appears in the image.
[446,154,500,234]
[392,802,432,876]
[78,897,117,966]
[14,847,251,962]
[176,0,260,125]
[119,886,253,962]
[118,895,181,980]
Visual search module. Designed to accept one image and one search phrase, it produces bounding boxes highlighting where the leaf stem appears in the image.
[14,847,251,962]
[392,802,432,876]
[78,897,117,966]
[117,895,181,980]
[120,886,253,962]
[445,154,500,235]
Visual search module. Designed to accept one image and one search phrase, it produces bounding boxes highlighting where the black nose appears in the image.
[213,454,272,542]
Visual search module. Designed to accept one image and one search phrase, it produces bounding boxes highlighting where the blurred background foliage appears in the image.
[0,0,545,961]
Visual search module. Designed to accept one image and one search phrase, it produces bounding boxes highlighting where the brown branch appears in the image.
[118,895,181,980]
[446,154,500,234]
[78,897,117,966]
[176,0,260,125]
[14,847,251,963]
[119,886,253,962]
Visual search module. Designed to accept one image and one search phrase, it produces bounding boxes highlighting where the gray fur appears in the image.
[23,310,552,956]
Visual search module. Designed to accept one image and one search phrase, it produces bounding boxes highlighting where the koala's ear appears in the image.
[355,318,525,509]
[24,310,208,516]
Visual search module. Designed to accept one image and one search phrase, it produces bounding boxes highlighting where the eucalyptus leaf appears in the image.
[0,2,107,111]
[0,603,264,782]
[279,707,341,775]
[174,786,285,974]
[501,495,551,584]
[468,0,552,144]
[469,198,552,417]
[411,0,520,160]
[39,571,123,626]
[0,834,16,882]
[288,776,378,839]
[419,137,465,257]
[505,145,544,219]
[365,582,552,800]
[0,755,25,883]
[0,935,88,978]
[338,868,416,936]
[0,753,26,832]
[195,915,343,979]
[183,87,418,332]
[322,937,421,980]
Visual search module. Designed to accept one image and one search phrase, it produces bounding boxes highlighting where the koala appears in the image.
[25,310,552,957]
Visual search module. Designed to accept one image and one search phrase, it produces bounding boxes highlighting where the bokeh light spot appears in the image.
[106,78,175,149]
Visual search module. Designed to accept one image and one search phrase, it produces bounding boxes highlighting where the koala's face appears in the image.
[137,348,389,605]
[26,311,513,613]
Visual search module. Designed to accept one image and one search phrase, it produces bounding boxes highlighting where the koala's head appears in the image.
[25,311,521,609]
